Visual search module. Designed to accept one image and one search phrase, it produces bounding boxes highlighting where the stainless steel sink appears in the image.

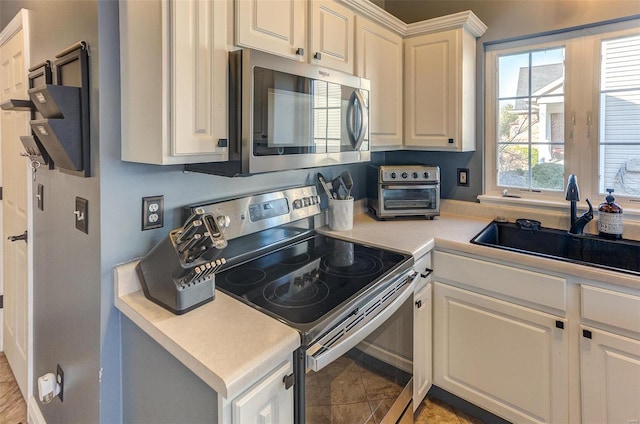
[470,219,640,276]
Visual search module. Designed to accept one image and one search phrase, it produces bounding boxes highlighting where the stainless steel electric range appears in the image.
[185,186,417,424]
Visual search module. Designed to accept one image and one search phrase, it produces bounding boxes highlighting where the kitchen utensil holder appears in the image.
[328,197,354,231]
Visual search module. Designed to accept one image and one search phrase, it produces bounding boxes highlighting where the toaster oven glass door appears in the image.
[381,185,439,211]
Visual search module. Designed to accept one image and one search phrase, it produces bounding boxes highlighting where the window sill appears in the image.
[477,194,640,221]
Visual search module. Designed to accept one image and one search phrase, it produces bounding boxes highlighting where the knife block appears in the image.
[137,215,227,314]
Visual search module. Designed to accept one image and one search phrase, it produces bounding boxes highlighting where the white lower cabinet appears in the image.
[219,360,294,424]
[433,282,569,423]
[580,284,640,424]
[580,326,640,424]
[413,281,432,409]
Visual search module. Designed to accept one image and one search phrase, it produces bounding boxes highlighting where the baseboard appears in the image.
[28,395,46,424]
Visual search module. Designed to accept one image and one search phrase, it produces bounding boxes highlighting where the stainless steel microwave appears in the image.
[186,49,370,177]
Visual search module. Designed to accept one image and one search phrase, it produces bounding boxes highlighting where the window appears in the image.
[485,21,640,210]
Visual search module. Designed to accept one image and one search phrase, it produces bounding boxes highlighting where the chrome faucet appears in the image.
[565,174,593,235]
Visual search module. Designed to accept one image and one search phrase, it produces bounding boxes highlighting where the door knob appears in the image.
[8,230,28,242]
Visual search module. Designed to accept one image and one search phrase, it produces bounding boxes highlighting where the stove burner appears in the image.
[225,268,267,286]
[322,252,383,278]
[279,253,311,266]
[264,278,329,308]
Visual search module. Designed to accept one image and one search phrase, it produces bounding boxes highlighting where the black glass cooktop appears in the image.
[215,234,410,329]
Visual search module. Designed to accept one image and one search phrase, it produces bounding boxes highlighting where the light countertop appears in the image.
[114,205,639,401]
[114,261,300,399]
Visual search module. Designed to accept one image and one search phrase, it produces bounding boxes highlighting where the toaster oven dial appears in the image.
[390,172,397,179]
[412,172,419,179]
[424,172,430,179]
[401,172,408,179]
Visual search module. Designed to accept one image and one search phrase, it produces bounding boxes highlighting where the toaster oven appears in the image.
[367,164,440,219]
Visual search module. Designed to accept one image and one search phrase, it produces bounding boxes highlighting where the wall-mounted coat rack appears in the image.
[0,41,90,177]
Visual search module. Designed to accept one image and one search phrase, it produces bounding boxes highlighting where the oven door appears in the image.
[379,184,440,216]
[303,274,415,424]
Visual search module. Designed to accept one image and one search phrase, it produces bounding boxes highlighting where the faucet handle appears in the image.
[584,198,593,219]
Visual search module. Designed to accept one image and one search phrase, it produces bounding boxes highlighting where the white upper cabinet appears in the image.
[309,0,355,73]
[120,0,228,164]
[235,0,307,61]
[235,0,355,73]
[356,16,403,149]
[404,12,486,151]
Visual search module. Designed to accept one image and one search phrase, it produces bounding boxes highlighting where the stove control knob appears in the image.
[412,172,419,179]
[303,197,311,206]
[216,215,231,229]
[401,172,408,179]
[390,172,397,179]
[424,172,430,179]
[293,199,303,209]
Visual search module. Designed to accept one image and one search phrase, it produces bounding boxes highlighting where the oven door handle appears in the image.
[382,184,438,190]
[306,273,417,372]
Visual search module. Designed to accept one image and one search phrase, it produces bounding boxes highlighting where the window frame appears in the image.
[483,20,640,214]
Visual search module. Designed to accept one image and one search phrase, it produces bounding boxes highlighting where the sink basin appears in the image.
[470,220,640,276]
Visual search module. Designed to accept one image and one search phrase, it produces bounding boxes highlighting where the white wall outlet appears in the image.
[142,195,164,230]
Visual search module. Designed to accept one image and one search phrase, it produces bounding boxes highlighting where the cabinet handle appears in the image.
[314,52,321,60]
[295,48,304,56]
[582,329,592,339]
[415,300,422,309]
[555,320,564,329]
[283,373,295,390]
[420,267,433,279]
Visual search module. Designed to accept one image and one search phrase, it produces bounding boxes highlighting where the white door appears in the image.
[0,10,31,399]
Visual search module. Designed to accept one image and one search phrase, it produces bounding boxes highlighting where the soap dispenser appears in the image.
[598,189,623,239]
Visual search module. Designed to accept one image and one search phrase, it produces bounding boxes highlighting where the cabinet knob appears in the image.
[295,48,304,56]
[314,52,321,60]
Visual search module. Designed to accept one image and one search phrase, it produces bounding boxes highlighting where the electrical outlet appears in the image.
[56,364,64,402]
[142,195,164,230]
[75,197,88,233]
[457,168,469,187]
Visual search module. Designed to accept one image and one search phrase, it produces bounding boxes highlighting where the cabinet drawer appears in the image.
[434,251,567,312]
[582,285,640,334]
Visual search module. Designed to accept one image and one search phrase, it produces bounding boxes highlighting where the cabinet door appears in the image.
[404,30,458,150]
[172,0,228,156]
[580,327,640,424]
[413,282,432,410]
[356,17,403,150]
[433,283,569,423]
[120,0,228,164]
[231,361,294,424]
[309,0,354,74]
[235,0,306,61]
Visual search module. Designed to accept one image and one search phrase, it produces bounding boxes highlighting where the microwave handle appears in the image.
[347,90,368,150]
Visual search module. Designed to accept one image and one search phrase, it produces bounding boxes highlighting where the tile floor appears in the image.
[0,352,480,424]
[305,354,483,424]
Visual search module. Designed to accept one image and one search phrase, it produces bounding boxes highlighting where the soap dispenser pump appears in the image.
[598,188,623,239]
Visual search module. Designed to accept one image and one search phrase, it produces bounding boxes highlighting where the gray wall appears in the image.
[380,0,640,202]
[1,2,102,423]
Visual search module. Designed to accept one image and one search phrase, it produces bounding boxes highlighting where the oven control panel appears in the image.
[379,165,439,183]
[185,186,321,241]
